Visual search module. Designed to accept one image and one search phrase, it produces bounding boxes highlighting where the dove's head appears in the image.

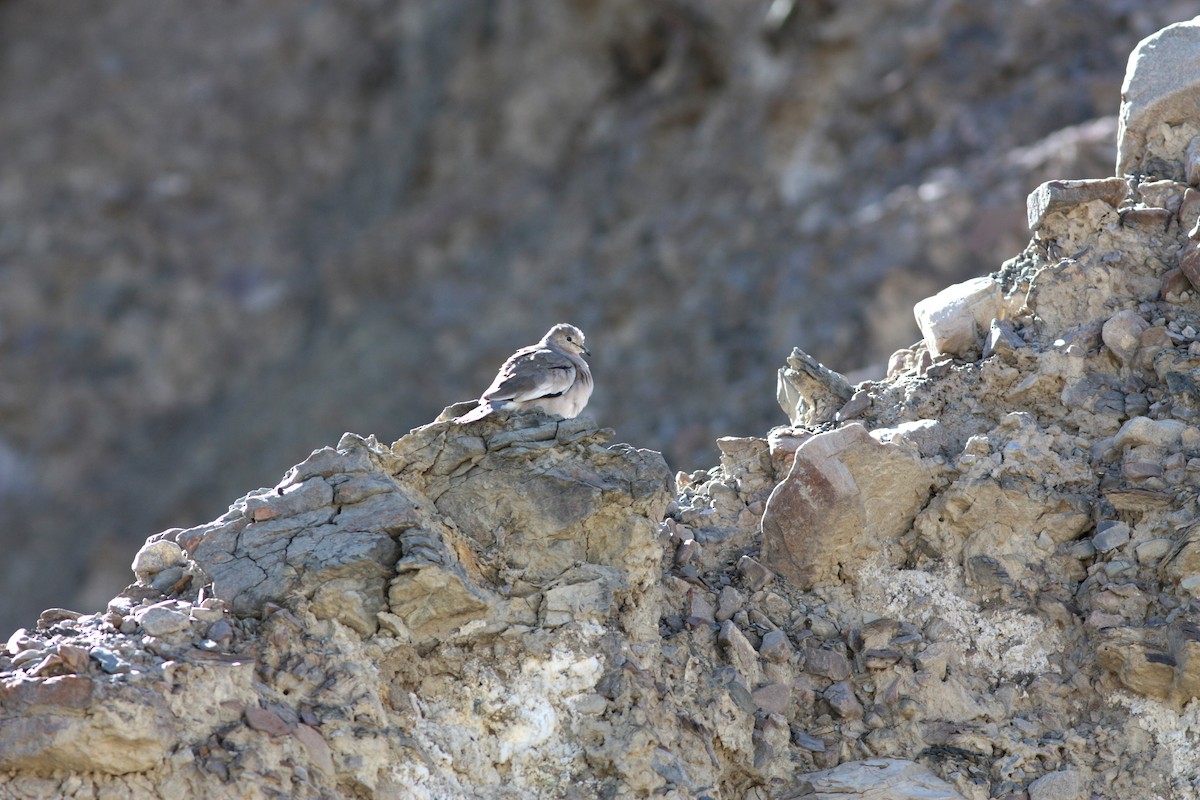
[544,323,590,357]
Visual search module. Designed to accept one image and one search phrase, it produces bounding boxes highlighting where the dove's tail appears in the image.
[454,402,499,424]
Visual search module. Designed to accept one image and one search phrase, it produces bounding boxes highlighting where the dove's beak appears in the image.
[582,345,591,357]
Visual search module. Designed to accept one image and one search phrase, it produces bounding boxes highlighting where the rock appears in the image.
[245,705,294,736]
[761,423,933,590]
[714,586,744,623]
[136,604,192,637]
[1092,521,1131,553]
[1113,416,1185,450]
[983,318,1027,359]
[759,630,793,664]
[1117,16,1200,179]
[1102,309,1150,366]
[131,539,186,584]
[1028,768,1086,800]
[822,681,863,720]
[1027,177,1129,231]
[752,682,791,715]
[787,758,966,799]
[736,555,773,591]
[1181,242,1200,291]
[913,276,1002,358]
[777,348,855,427]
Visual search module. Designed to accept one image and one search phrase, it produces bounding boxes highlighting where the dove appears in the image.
[455,324,593,423]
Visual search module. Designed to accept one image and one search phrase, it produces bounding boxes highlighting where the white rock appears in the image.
[131,539,185,583]
[913,277,1001,358]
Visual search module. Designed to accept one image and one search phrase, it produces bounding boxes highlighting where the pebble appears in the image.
[1122,460,1164,480]
[132,539,185,583]
[751,682,791,715]
[792,730,826,752]
[1092,521,1131,552]
[759,630,793,663]
[151,566,187,592]
[5,628,35,656]
[1135,538,1172,564]
[714,586,743,623]
[822,681,863,719]
[138,605,193,637]
[736,556,773,590]
[90,648,131,674]
[1102,310,1149,366]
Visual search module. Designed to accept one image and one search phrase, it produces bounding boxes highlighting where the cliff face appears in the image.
[0,0,1193,635]
[4,13,1200,800]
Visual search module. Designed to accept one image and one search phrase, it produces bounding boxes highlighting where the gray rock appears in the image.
[822,681,863,720]
[1093,521,1132,552]
[776,347,854,427]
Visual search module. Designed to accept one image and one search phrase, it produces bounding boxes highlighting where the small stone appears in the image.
[759,630,793,664]
[718,620,762,684]
[207,618,235,645]
[736,555,773,591]
[1114,416,1185,450]
[792,730,827,752]
[37,608,83,629]
[132,539,186,583]
[5,628,35,656]
[982,318,1026,359]
[685,590,716,628]
[1102,310,1150,366]
[1028,768,1085,800]
[245,705,295,736]
[91,646,130,673]
[823,680,863,719]
[1093,521,1131,552]
[1136,538,1172,564]
[1122,460,1164,480]
[1180,574,1200,598]
[804,646,851,681]
[752,682,791,715]
[55,644,90,674]
[137,604,193,637]
[715,586,744,623]
[835,389,872,422]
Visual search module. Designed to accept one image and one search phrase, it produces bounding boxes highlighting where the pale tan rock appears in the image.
[761,423,933,590]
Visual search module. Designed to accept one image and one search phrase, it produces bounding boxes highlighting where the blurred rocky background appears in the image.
[0,0,1193,631]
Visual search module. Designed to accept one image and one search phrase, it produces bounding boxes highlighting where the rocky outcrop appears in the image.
[5,14,1200,800]
[0,2,1189,636]
[0,414,673,796]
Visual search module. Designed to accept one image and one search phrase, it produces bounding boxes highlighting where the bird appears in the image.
[455,323,593,423]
